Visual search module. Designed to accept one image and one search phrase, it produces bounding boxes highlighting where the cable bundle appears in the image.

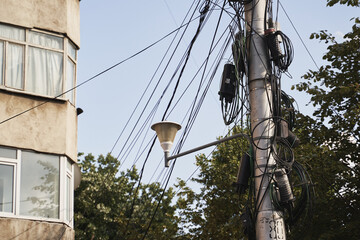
[272,136,294,170]
[267,30,294,72]
[281,90,296,130]
[270,161,314,229]
[220,30,248,125]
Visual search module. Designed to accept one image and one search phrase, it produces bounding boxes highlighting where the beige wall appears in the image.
[0,218,74,240]
[0,91,78,162]
[0,0,80,47]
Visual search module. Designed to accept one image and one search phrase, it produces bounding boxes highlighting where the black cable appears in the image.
[281,90,296,130]
[109,0,199,155]
[117,0,215,168]
[140,2,229,238]
[270,161,314,229]
[278,1,320,70]
[141,158,177,240]
[122,1,213,237]
[115,1,203,165]
[124,1,233,188]
[272,136,294,170]
[116,0,213,170]
[155,0,228,185]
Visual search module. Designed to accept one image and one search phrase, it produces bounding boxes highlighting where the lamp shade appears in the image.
[151,121,181,153]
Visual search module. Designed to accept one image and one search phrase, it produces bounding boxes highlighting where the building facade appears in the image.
[0,0,80,239]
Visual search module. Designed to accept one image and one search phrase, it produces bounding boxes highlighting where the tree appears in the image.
[176,127,250,240]
[74,153,179,240]
[177,1,360,239]
[291,1,360,238]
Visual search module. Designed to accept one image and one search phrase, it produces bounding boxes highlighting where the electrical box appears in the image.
[219,63,236,103]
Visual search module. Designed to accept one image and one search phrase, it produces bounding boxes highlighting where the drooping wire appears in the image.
[278,1,320,70]
[151,26,235,184]
[120,0,217,171]
[153,25,234,185]
[122,1,216,238]
[140,1,230,238]
[114,0,203,166]
[109,0,200,156]
[124,4,234,188]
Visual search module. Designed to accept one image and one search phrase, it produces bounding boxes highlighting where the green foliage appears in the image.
[291,3,360,239]
[74,2,360,239]
[178,2,360,239]
[176,127,250,239]
[326,0,359,6]
[74,153,179,240]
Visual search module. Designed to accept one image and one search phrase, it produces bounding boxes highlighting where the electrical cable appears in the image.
[140,158,177,240]
[117,0,218,170]
[122,1,215,237]
[140,2,231,238]
[281,90,296,130]
[70,8,208,222]
[110,0,199,155]
[269,161,314,229]
[152,0,229,186]
[114,0,203,165]
[121,0,218,172]
[278,1,320,70]
[122,0,232,190]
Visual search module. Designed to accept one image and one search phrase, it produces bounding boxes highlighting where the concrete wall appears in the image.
[0,0,80,47]
[0,218,74,240]
[0,91,78,162]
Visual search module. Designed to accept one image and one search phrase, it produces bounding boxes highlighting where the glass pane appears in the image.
[66,159,72,172]
[28,31,63,50]
[27,47,63,97]
[66,59,75,103]
[0,23,25,41]
[0,41,3,85]
[6,43,24,89]
[20,151,60,219]
[0,146,17,159]
[68,41,76,60]
[65,175,71,221]
[0,164,14,213]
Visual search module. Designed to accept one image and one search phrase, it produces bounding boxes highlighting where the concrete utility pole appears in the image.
[245,1,287,239]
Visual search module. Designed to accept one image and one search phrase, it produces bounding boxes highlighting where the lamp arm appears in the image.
[167,133,250,161]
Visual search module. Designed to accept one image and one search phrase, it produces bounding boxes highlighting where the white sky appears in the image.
[76,1,359,188]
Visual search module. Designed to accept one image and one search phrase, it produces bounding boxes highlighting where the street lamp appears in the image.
[151,121,249,167]
[151,121,182,167]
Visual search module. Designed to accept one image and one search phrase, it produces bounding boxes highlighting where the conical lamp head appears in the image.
[151,121,181,152]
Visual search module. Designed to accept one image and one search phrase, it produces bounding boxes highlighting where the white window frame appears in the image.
[0,22,77,105]
[0,158,17,216]
[0,147,74,227]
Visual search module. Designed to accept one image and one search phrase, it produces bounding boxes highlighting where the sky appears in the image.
[76,0,359,189]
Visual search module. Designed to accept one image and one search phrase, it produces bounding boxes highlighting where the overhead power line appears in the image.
[279,1,320,70]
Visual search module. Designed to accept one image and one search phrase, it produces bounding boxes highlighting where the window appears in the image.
[20,151,60,219]
[0,23,77,104]
[0,164,14,213]
[0,146,74,226]
[65,158,73,222]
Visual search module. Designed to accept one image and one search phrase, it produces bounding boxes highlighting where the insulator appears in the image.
[274,168,294,203]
